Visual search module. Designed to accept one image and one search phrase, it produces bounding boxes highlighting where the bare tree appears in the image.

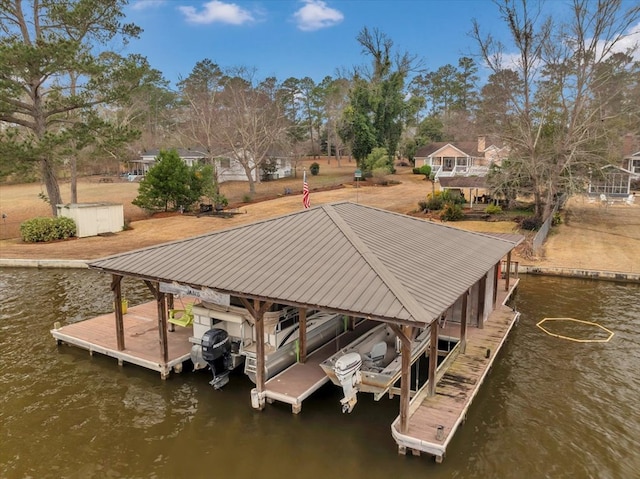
[473,0,640,218]
[216,69,289,193]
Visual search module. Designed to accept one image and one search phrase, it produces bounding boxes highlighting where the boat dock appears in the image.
[261,319,380,413]
[391,281,520,463]
[51,300,193,379]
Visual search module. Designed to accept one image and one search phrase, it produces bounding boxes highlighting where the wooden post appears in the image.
[348,315,356,331]
[428,321,438,397]
[156,289,169,365]
[110,275,125,351]
[460,291,468,354]
[256,305,265,392]
[492,261,499,306]
[477,274,487,328]
[390,324,412,434]
[167,294,175,333]
[240,298,272,404]
[298,307,307,363]
[505,251,512,291]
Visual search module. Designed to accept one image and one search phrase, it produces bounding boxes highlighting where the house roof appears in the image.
[88,202,521,327]
[415,142,481,158]
[438,176,488,189]
[141,148,208,159]
[599,164,634,174]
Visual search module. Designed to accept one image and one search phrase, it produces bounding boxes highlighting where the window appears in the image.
[218,158,231,169]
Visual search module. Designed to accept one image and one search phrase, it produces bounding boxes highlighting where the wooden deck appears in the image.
[262,320,380,413]
[391,279,520,463]
[51,300,194,379]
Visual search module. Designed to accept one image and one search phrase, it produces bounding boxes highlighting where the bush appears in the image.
[412,168,421,175]
[520,216,543,231]
[133,149,210,212]
[485,204,503,215]
[261,158,278,181]
[418,164,432,177]
[440,202,464,221]
[423,192,445,210]
[20,216,76,243]
[309,162,320,176]
[552,212,562,226]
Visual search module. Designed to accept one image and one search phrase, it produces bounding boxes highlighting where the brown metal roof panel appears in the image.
[89,202,519,327]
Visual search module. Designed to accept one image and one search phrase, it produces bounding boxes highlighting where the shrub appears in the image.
[412,168,421,175]
[520,216,543,231]
[362,147,393,175]
[552,212,562,226]
[418,164,432,178]
[242,194,252,203]
[309,162,320,176]
[133,149,209,212]
[20,216,76,243]
[440,202,464,221]
[424,192,445,210]
[485,204,503,215]
[261,158,278,181]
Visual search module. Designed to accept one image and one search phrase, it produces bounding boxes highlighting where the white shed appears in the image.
[56,203,124,238]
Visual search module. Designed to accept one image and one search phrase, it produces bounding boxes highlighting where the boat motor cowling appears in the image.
[333,352,362,413]
[201,328,232,389]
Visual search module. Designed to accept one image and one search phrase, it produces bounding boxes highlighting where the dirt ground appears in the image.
[1,162,639,274]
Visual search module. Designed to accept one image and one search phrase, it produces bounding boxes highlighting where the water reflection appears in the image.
[0,269,638,478]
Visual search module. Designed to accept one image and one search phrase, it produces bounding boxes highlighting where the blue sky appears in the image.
[123,0,640,87]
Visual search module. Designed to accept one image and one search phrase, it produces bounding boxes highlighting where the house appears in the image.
[588,164,635,198]
[623,151,640,176]
[414,136,508,179]
[130,148,292,183]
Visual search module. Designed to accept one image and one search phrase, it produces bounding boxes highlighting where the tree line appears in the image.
[1,0,638,218]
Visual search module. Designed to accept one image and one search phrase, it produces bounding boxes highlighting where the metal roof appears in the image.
[89,202,521,327]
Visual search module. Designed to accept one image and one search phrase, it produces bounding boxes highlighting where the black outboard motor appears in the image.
[201,328,232,389]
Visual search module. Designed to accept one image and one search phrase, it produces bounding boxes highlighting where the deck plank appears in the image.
[51,300,194,376]
[392,278,520,460]
[264,320,379,405]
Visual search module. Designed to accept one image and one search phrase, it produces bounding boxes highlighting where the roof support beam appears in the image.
[477,274,487,328]
[505,251,512,291]
[493,261,500,306]
[390,324,413,434]
[460,290,468,354]
[156,289,169,368]
[428,322,439,397]
[240,298,273,407]
[298,308,307,363]
[110,274,125,351]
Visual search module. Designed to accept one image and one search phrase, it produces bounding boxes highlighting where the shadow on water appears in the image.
[1,268,639,478]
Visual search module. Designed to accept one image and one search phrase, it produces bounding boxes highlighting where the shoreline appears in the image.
[2,258,638,283]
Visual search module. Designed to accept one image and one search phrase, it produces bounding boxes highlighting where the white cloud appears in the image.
[606,21,640,61]
[293,0,344,32]
[131,0,166,11]
[178,1,255,25]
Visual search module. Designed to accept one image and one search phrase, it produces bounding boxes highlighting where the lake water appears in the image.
[0,269,638,479]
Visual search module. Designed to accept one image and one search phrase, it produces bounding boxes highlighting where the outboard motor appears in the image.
[333,352,363,413]
[201,328,232,389]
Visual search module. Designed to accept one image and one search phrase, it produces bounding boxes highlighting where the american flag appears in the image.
[302,170,310,209]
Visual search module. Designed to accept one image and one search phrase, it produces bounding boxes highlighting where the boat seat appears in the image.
[367,341,387,362]
[169,302,194,327]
